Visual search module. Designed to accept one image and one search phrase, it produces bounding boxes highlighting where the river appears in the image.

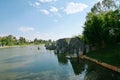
[0,45,119,80]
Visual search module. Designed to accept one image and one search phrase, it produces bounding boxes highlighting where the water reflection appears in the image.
[56,53,86,76]
[84,60,120,80]
[56,53,68,65]
[4,56,26,63]
[56,53,120,80]
[70,58,85,75]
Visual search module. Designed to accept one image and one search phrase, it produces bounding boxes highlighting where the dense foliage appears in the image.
[83,0,120,48]
[0,35,18,46]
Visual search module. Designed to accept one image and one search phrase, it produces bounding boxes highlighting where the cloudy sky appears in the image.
[0,0,100,40]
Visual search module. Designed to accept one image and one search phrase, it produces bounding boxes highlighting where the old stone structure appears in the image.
[54,37,85,56]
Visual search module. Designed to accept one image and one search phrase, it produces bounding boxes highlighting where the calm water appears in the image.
[0,45,120,80]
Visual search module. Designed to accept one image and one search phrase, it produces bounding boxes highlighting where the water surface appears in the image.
[0,45,119,80]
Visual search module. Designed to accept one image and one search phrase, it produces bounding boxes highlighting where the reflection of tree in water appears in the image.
[84,60,120,80]
[56,54,68,65]
[70,58,85,75]
[56,53,120,80]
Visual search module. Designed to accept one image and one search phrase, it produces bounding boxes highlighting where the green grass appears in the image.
[86,44,120,67]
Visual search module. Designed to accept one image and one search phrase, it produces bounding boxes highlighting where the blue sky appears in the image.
[0,0,100,40]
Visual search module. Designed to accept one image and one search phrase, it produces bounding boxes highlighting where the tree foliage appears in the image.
[0,35,17,46]
[91,0,118,14]
[83,0,120,48]
[18,37,27,45]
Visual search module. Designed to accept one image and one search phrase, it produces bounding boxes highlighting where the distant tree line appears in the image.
[0,35,50,47]
[34,38,47,45]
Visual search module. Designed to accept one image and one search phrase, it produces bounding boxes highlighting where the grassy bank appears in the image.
[86,44,120,67]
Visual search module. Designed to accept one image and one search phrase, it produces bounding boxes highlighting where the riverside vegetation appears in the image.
[83,0,120,67]
[0,35,52,47]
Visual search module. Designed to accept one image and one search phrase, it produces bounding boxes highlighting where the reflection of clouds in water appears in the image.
[4,56,26,63]
[0,58,34,72]
[15,69,85,80]
[17,72,64,80]
[67,67,86,80]
[78,68,87,80]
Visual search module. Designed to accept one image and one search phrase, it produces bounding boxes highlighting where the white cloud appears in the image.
[29,1,40,8]
[50,6,58,13]
[34,2,40,6]
[18,27,34,32]
[65,2,88,14]
[40,9,50,15]
[39,0,58,3]
[50,6,61,17]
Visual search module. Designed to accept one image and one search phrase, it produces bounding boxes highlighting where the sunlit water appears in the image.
[0,45,120,80]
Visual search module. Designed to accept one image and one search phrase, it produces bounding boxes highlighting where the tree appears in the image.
[83,13,105,47]
[83,0,120,49]
[18,37,26,45]
[0,37,2,46]
[0,35,17,46]
[104,10,120,43]
[6,35,17,46]
[1,37,8,46]
[91,0,117,14]
[34,38,38,45]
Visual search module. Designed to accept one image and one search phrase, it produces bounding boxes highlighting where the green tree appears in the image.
[0,35,17,46]
[91,0,117,14]
[103,10,120,43]
[34,38,38,45]
[1,37,8,46]
[83,0,120,49]
[83,13,105,47]
[18,37,26,45]
[6,35,17,46]
[0,37,2,46]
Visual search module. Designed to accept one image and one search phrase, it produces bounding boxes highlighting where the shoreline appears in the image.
[80,55,120,74]
[0,44,44,49]
[0,45,27,49]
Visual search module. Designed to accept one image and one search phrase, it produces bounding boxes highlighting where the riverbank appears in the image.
[80,55,120,74]
[0,45,28,49]
[0,44,44,49]
[86,44,120,67]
